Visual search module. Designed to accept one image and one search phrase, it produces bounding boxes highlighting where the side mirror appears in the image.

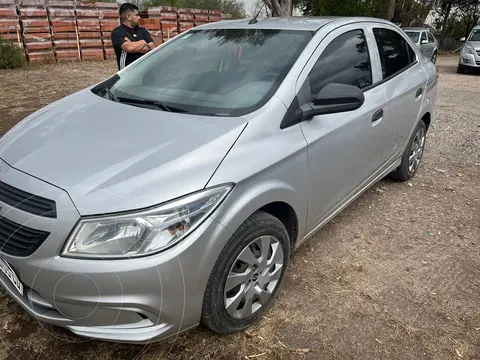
[421,39,428,44]
[460,37,466,42]
[302,83,365,120]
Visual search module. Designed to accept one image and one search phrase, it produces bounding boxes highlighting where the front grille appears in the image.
[0,216,50,257]
[0,181,57,218]
[477,51,480,56]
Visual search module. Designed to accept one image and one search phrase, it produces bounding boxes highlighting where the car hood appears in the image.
[468,40,480,50]
[0,89,247,215]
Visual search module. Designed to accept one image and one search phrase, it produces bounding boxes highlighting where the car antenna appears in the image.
[248,5,264,24]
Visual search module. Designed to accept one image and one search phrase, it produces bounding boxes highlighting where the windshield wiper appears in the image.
[104,87,118,102]
[117,96,188,113]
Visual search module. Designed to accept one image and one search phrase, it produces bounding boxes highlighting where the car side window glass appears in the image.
[373,28,416,80]
[421,32,427,43]
[428,32,435,43]
[307,29,372,101]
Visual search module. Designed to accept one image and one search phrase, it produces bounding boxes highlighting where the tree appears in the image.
[457,0,480,37]
[261,0,292,16]
[437,0,458,46]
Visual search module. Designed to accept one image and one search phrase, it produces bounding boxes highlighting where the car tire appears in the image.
[389,119,427,182]
[431,51,437,64]
[201,211,291,335]
[457,64,465,74]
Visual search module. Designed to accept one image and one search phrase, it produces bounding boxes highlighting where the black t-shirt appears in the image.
[111,24,154,70]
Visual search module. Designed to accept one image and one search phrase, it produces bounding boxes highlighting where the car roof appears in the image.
[195,16,394,31]
[402,27,429,32]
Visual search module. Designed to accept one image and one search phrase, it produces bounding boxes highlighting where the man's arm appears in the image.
[141,28,156,52]
[112,28,149,54]
[121,37,149,53]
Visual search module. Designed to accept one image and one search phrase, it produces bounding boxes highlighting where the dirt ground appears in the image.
[0,55,479,360]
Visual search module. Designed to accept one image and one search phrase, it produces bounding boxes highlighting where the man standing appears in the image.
[111,3,156,70]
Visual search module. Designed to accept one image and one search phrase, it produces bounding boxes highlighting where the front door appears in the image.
[296,24,389,233]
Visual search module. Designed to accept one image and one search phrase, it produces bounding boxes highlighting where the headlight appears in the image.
[463,45,475,54]
[61,184,233,259]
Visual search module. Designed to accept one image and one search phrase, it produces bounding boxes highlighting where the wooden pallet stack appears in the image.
[47,0,78,61]
[147,6,177,43]
[97,1,118,60]
[140,17,161,45]
[208,9,222,23]
[178,7,194,33]
[18,0,54,62]
[194,9,208,27]
[0,0,22,47]
[75,1,103,60]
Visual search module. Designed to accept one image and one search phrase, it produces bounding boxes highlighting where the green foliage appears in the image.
[0,35,24,69]
[143,0,246,19]
[300,0,389,18]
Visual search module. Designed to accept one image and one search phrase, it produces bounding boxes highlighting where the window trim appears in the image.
[281,24,377,130]
[364,25,419,91]
[306,28,374,100]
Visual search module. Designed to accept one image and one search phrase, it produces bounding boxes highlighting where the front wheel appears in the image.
[457,64,465,74]
[389,120,427,182]
[201,211,291,335]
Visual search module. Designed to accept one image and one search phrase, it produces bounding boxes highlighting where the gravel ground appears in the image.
[0,55,479,360]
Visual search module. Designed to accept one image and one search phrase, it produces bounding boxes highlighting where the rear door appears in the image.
[366,24,428,161]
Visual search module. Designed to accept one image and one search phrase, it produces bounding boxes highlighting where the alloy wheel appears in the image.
[408,128,425,174]
[223,235,284,320]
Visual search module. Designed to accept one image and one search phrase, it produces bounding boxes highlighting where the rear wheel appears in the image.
[389,120,427,182]
[431,51,437,64]
[201,211,291,335]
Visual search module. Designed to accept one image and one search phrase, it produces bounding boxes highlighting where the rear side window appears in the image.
[421,32,428,43]
[428,32,435,43]
[373,28,417,79]
[308,29,372,99]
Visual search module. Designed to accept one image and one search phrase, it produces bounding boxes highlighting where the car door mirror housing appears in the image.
[460,37,466,42]
[301,83,365,120]
[280,84,366,129]
[421,39,428,44]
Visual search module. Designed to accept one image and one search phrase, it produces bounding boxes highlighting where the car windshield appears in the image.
[469,29,480,41]
[93,28,313,116]
[405,31,419,43]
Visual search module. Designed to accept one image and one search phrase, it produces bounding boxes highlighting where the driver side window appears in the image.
[307,29,373,101]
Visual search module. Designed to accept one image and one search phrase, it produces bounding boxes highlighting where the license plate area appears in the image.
[0,257,23,296]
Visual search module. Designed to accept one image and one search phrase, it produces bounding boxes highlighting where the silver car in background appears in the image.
[457,25,480,74]
[403,27,439,63]
[0,16,438,343]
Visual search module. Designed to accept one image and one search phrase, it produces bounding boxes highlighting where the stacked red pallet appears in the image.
[75,1,103,60]
[208,10,222,23]
[0,0,22,46]
[178,8,194,33]
[18,0,54,62]
[194,9,208,27]
[139,17,161,45]
[47,0,78,61]
[147,6,177,43]
[97,1,118,60]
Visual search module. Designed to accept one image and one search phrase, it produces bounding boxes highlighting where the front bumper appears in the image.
[0,160,233,343]
[459,51,480,68]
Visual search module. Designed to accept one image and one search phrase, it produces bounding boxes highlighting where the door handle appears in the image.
[372,109,383,122]
[415,88,423,97]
